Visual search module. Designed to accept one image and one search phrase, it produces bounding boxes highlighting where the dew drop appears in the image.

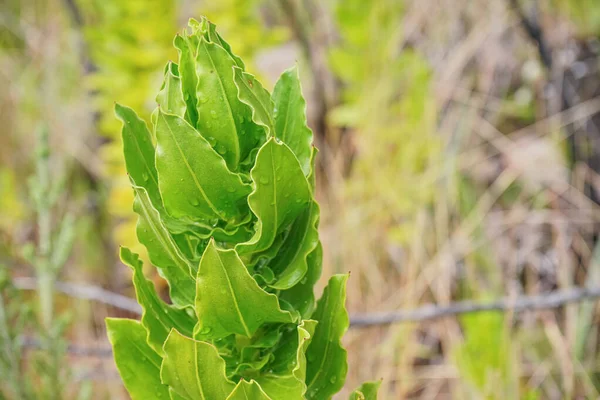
[216,144,227,155]
[210,110,218,118]
[199,326,212,335]
[207,136,217,146]
[200,97,209,104]
[142,172,149,181]
[329,376,337,384]
[259,177,269,185]
[190,198,200,206]
[227,187,236,193]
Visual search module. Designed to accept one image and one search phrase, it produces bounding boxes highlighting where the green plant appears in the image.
[0,128,77,399]
[107,17,379,399]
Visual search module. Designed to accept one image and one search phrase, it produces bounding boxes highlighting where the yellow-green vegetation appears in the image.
[80,0,178,252]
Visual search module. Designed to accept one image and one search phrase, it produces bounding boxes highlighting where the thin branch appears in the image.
[12,277,600,329]
[508,0,553,69]
[349,286,600,327]
[13,277,141,315]
[20,337,113,358]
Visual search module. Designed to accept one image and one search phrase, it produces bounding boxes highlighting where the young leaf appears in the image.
[156,61,186,118]
[194,240,294,339]
[237,139,311,255]
[268,199,320,289]
[272,66,313,176]
[174,34,199,126]
[116,103,161,209]
[257,320,317,399]
[349,381,382,400]
[195,38,263,170]
[106,319,168,400]
[204,17,246,70]
[155,111,251,224]
[233,66,275,135]
[132,185,196,306]
[160,329,235,399]
[120,247,195,354]
[305,274,350,400]
[280,243,324,318]
[226,380,272,400]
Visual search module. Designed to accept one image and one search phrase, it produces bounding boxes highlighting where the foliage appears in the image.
[107,18,378,399]
[80,0,178,254]
[329,0,440,243]
[0,128,78,400]
[553,0,600,35]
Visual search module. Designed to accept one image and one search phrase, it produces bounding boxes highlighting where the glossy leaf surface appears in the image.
[155,111,250,223]
[194,240,294,339]
[106,319,168,399]
[121,247,195,354]
[272,66,313,176]
[305,275,350,400]
[237,139,311,255]
[161,329,235,399]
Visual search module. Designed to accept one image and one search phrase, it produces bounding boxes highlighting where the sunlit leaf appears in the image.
[161,329,235,399]
[106,319,168,399]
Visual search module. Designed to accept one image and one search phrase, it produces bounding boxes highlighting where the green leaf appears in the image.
[120,247,195,355]
[268,198,320,289]
[257,320,317,399]
[156,61,186,118]
[349,381,382,400]
[160,329,235,400]
[203,17,246,70]
[226,380,271,400]
[272,66,313,176]
[195,38,263,170]
[233,66,275,135]
[280,243,323,318]
[305,274,349,400]
[194,240,294,339]
[237,139,311,255]
[132,185,196,306]
[106,319,169,399]
[116,103,161,209]
[174,34,199,127]
[155,111,251,224]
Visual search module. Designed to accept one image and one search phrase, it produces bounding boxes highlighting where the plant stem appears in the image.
[0,288,27,399]
[35,127,54,331]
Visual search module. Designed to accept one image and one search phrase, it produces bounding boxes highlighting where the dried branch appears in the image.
[13,277,141,315]
[349,286,600,327]
[508,0,553,69]
[13,277,600,329]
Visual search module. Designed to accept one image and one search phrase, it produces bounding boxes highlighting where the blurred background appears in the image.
[2,0,600,398]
